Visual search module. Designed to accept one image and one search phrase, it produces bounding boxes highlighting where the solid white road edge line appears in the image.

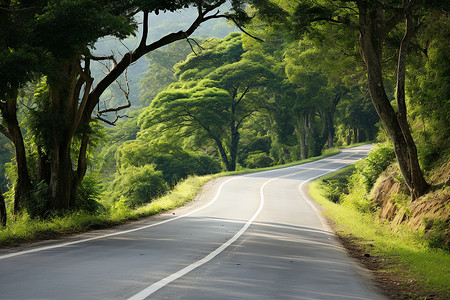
[0,177,238,260]
[299,151,364,230]
[0,152,342,260]
[126,177,277,300]
[0,149,360,261]
[127,152,363,299]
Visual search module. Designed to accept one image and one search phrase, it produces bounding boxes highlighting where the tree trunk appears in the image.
[70,132,90,208]
[324,93,341,149]
[395,11,429,199]
[229,102,240,172]
[48,142,73,210]
[297,114,307,159]
[213,136,232,171]
[353,128,358,144]
[47,60,79,211]
[230,126,239,172]
[357,2,429,200]
[0,186,6,227]
[1,91,33,213]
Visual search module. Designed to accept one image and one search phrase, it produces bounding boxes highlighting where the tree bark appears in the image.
[357,2,428,200]
[0,186,6,227]
[47,59,79,211]
[1,91,33,213]
[395,11,429,199]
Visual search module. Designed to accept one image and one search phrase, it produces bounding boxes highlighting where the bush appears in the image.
[321,166,355,203]
[244,151,273,169]
[337,166,374,213]
[76,174,104,213]
[109,165,168,208]
[117,141,220,186]
[154,153,220,186]
[424,218,450,252]
[360,144,396,191]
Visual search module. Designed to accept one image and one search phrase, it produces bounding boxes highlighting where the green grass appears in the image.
[309,174,450,299]
[0,148,341,247]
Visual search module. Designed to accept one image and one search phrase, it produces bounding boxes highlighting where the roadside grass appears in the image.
[0,148,340,247]
[309,173,450,299]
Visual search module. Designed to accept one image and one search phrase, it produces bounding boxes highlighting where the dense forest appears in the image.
[0,0,448,233]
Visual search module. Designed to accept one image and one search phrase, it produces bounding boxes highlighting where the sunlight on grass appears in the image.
[0,149,340,247]
[309,178,450,298]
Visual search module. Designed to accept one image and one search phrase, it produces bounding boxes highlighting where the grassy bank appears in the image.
[309,170,450,299]
[0,148,339,247]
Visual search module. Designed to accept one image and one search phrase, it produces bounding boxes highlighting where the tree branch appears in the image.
[85,2,233,121]
[236,109,257,129]
[139,11,149,49]
[0,6,38,13]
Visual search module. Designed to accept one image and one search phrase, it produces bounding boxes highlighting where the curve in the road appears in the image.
[127,151,362,300]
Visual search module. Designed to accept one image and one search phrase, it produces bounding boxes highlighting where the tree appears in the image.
[251,0,445,199]
[1,0,252,215]
[0,186,5,226]
[139,33,274,171]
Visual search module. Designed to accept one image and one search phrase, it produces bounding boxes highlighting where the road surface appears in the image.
[0,145,388,299]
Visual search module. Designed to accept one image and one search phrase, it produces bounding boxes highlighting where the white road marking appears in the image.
[126,151,363,300]
[299,151,365,230]
[127,176,277,300]
[0,150,365,271]
[0,177,238,260]
[0,151,352,260]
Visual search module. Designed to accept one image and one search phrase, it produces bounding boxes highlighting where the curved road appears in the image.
[0,145,387,299]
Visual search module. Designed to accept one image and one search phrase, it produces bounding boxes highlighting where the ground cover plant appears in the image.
[309,152,450,299]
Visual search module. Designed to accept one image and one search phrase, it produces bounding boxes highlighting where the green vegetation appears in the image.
[0,174,214,247]
[1,8,448,294]
[309,145,450,299]
[0,149,338,246]
[310,177,450,298]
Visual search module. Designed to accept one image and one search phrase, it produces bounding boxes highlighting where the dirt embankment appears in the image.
[371,163,450,247]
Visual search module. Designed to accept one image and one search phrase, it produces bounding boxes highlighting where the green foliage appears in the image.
[424,218,450,253]
[0,136,13,192]
[328,145,395,213]
[138,32,275,171]
[407,12,450,172]
[321,165,355,203]
[309,178,450,299]
[117,139,221,186]
[27,181,50,218]
[244,151,273,169]
[340,171,374,213]
[108,165,168,208]
[76,174,104,213]
[360,144,396,192]
[33,0,136,59]
[139,40,202,106]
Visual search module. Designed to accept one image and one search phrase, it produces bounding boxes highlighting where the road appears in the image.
[0,145,387,300]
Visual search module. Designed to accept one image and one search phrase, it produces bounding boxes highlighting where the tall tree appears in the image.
[139,33,274,171]
[251,0,446,199]
[0,0,252,215]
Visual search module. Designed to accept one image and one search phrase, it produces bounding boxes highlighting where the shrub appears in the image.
[109,165,168,208]
[360,144,396,191]
[244,151,274,169]
[340,170,375,213]
[154,153,220,186]
[76,174,104,213]
[321,166,355,203]
[424,218,450,252]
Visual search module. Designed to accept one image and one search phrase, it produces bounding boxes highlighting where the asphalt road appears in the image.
[0,145,388,300]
